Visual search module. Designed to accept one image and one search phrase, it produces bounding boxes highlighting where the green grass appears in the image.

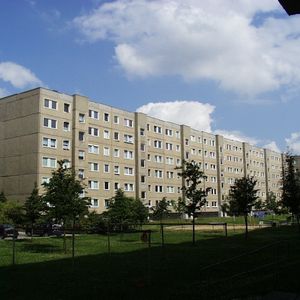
[0,225,300,299]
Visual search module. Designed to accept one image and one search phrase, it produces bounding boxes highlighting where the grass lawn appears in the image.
[0,225,299,299]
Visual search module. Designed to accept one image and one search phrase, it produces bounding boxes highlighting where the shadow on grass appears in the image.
[0,226,300,300]
[19,242,62,253]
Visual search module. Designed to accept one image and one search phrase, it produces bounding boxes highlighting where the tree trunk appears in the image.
[72,219,75,262]
[192,215,195,246]
[63,225,67,254]
[160,222,164,247]
[297,214,300,233]
[244,214,248,239]
[31,222,33,241]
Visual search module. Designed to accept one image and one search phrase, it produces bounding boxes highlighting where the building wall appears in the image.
[0,88,284,213]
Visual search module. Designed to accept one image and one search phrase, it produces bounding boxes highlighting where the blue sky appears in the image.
[0,0,300,153]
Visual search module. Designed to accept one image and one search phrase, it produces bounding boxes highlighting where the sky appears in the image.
[0,0,300,153]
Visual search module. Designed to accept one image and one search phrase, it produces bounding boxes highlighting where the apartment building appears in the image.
[0,88,283,215]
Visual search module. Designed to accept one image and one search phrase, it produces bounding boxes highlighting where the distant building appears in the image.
[0,88,283,215]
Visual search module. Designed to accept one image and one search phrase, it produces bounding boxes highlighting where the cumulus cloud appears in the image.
[285,132,300,154]
[213,129,259,145]
[263,141,281,152]
[137,101,215,132]
[72,0,300,97]
[0,62,42,89]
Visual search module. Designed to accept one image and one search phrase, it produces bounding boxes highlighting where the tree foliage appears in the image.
[104,189,148,229]
[281,154,300,229]
[0,201,24,225]
[176,160,210,245]
[0,191,7,203]
[152,197,171,221]
[43,160,90,226]
[228,176,259,238]
[265,192,279,214]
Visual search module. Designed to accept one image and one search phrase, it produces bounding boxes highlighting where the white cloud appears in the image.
[263,141,281,152]
[285,132,300,154]
[136,101,215,132]
[213,129,259,145]
[0,87,8,98]
[72,0,300,97]
[0,62,42,89]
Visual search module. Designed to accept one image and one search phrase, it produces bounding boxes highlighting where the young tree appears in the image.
[176,160,210,245]
[281,154,300,231]
[24,183,46,237]
[104,189,148,230]
[0,201,24,225]
[43,160,90,252]
[265,192,279,215]
[228,176,259,239]
[0,191,7,203]
[152,197,171,222]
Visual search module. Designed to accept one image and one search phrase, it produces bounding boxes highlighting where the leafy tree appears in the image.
[24,183,46,237]
[152,197,171,222]
[281,154,300,231]
[220,202,230,217]
[0,200,24,225]
[132,198,149,225]
[0,191,7,203]
[43,160,90,252]
[265,192,279,215]
[228,176,259,239]
[176,160,210,245]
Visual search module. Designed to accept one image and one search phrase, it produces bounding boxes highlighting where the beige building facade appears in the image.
[0,88,283,215]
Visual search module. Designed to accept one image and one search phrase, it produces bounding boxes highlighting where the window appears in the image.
[124,167,134,176]
[79,113,85,123]
[43,137,57,148]
[78,150,85,160]
[105,199,110,208]
[88,180,99,190]
[124,183,134,191]
[44,99,57,110]
[88,144,99,154]
[141,159,145,167]
[104,130,110,139]
[167,171,174,179]
[140,128,145,136]
[141,191,146,199]
[89,162,99,172]
[104,164,110,173]
[124,150,134,159]
[166,186,175,193]
[114,166,120,175]
[175,131,180,138]
[88,127,99,137]
[42,157,56,168]
[212,201,218,207]
[154,140,162,149]
[203,138,207,145]
[154,155,163,163]
[79,132,85,141]
[176,145,180,152]
[89,109,99,119]
[155,185,163,193]
[154,126,162,134]
[43,118,57,129]
[41,177,50,184]
[113,148,120,157]
[113,115,119,124]
[104,182,110,190]
[104,113,110,122]
[140,143,145,151]
[114,182,120,190]
[166,143,173,150]
[141,175,146,183]
[63,122,70,131]
[103,147,110,156]
[124,118,133,127]
[64,103,70,113]
[166,157,174,165]
[165,129,173,136]
[62,160,71,168]
[90,198,99,208]
[78,169,85,179]
[124,134,134,144]
[62,140,70,150]
[114,132,120,141]
[155,170,163,178]
[190,135,196,142]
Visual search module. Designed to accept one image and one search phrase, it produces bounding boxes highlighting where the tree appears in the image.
[152,197,171,222]
[281,154,300,231]
[0,191,7,203]
[220,202,230,217]
[43,160,90,252]
[0,201,24,225]
[24,183,46,237]
[176,160,210,245]
[265,192,279,215]
[228,176,259,239]
[104,189,148,231]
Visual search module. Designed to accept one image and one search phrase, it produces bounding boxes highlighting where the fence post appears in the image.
[72,221,75,265]
[160,223,165,247]
[12,233,16,266]
[224,223,228,237]
[107,223,111,255]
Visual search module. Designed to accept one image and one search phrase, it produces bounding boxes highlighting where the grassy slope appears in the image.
[0,226,299,299]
